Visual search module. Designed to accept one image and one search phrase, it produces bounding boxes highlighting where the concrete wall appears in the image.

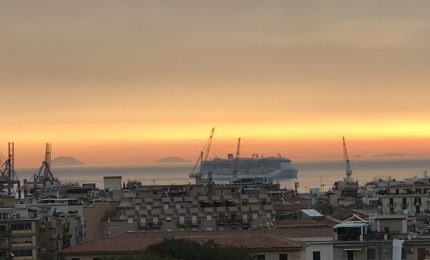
[405,244,430,260]
[255,250,304,260]
[377,219,406,233]
[84,201,113,241]
[104,176,122,191]
[334,245,392,260]
[305,244,333,260]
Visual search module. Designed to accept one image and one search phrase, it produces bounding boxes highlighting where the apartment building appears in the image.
[379,183,430,216]
[0,208,40,260]
[100,183,279,237]
[60,230,305,260]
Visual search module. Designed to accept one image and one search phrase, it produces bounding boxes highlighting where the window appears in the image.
[12,249,32,257]
[140,217,146,225]
[347,250,354,260]
[367,248,376,260]
[243,214,248,222]
[257,255,265,260]
[0,225,7,234]
[11,236,32,245]
[207,215,212,221]
[127,217,133,224]
[153,216,159,225]
[11,222,31,231]
[279,253,288,260]
[312,251,320,260]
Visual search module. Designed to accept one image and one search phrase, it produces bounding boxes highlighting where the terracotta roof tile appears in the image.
[61,230,304,255]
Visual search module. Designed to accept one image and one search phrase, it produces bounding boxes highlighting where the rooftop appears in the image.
[61,230,304,255]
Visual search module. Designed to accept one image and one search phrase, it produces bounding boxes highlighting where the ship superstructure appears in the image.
[193,154,298,183]
[189,129,298,183]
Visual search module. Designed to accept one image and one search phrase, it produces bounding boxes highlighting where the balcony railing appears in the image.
[138,221,162,229]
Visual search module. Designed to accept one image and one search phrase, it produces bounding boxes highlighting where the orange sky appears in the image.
[1,1,430,166]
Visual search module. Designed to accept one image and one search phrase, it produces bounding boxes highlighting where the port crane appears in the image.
[190,128,215,178]
[33,143,56,185]
[342,136,353,182]
[0,142,21,198]
[233,137,241,180]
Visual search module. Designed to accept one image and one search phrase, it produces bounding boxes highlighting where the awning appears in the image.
[334,222,368,229]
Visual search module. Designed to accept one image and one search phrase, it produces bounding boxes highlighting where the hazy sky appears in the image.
[1,0,430,166]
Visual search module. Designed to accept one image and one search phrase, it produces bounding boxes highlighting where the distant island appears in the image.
[373,153,406,158]
[156,156,189,163]
[51,156,85,166]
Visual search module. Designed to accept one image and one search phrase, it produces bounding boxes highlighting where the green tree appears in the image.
[145,238,253,260]
[103,252,176,260]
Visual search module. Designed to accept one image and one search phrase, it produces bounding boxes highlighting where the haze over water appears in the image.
[16,158,430,192]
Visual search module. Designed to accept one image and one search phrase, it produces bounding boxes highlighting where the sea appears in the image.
[16,158,430,193]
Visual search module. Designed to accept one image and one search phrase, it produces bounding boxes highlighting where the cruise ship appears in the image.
[190,154,298,183]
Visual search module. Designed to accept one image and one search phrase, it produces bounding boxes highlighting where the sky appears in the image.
[1,0,430,166]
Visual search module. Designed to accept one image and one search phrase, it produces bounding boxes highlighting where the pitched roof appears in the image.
[61,230,303,255]
[275,226,334,238]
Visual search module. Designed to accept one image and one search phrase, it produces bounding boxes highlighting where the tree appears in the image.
[145,238,254,260]
[102,238,254,260]
[103,252,176,260]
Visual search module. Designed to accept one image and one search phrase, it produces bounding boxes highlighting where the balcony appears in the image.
[216,220,227,227]
[177,220,190,227]
[138,221,162,229]
[190,220,201,227]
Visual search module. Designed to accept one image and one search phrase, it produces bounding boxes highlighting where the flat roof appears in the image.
[301,209,323,217]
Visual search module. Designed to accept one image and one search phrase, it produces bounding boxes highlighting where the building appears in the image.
[379,183,430,217]
[275,225,334,260]
[103,177,122,192]
[83,201,114,242]
[60,230,304,260]
[100,183,280,237]
[0,208,40,260]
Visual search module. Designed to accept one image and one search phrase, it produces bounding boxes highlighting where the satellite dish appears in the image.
[403,209,409,215]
